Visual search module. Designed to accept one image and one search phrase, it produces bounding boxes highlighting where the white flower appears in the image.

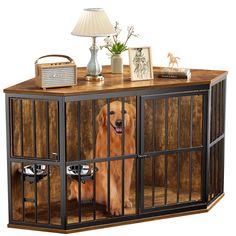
[100,21,139,55]
[104,37,113,46]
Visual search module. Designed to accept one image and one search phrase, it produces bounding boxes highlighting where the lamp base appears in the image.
[86,74,104,81]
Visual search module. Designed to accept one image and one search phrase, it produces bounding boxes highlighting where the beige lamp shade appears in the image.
[71,8,116,37]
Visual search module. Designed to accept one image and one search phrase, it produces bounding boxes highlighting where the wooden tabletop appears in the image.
[4,66,227,96]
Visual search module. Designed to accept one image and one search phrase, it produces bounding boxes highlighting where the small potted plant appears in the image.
[101,22,138,74]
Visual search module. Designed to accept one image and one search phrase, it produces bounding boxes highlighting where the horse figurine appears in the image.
[167,52,180,68]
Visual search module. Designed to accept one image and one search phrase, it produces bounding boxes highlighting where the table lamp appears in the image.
[72,8,116,81]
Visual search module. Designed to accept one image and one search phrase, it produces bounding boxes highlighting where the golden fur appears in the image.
[69,101,136,215]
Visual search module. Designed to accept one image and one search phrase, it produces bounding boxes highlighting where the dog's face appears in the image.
[97,101,136,136]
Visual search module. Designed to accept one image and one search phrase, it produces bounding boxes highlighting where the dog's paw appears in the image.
[125,200,133,208]
[110,206,121,216]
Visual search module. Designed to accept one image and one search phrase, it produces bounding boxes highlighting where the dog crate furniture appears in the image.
[4,66,227,233]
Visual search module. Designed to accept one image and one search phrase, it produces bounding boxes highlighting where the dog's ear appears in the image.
[97,106,107,127]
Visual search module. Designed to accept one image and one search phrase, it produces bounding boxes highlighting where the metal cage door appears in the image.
[139,91,207,213]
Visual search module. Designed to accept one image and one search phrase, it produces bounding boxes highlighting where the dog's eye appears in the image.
[109,110,115,115]
[123,110,127,114]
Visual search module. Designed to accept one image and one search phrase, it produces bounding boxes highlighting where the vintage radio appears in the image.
[35,54,77,89]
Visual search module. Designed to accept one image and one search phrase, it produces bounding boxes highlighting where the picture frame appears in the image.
[128,47,154,81]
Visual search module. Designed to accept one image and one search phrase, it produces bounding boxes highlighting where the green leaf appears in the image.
[111,42,127,54]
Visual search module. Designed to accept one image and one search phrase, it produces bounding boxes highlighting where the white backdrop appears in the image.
[0,0,235,235]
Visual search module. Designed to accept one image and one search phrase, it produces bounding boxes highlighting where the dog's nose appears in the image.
[115,119,122,127]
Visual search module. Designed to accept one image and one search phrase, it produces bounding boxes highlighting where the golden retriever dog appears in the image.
[69,101,136,216]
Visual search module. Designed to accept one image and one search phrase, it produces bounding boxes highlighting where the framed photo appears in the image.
[128,47,153,81]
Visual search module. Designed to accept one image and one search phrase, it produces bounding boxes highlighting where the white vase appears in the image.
[111,54,123,74]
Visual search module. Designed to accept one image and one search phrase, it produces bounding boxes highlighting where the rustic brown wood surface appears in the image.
[12,186,201,225]
[4,66,227,96]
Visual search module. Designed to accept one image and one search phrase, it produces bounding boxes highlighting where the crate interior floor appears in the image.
[16,186,200,225]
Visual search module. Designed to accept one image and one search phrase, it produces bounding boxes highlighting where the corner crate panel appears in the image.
[4,66,227,233]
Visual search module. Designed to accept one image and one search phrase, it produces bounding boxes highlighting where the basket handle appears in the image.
[35,54,74,64]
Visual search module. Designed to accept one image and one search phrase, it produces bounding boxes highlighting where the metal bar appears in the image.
[34,164,38,223]
[210,87,213,143]
[59,98,67,229]
[6,95,12,222]
[92,100,96,220]
[152,99,156,207]
[63,85,209,102]
[211,86,215,141]
[9,157,60,166]
[21,162,25,221]
[209,147,213,200]
[46,101,50,159]
[200,93,205,202]
[140,97,145,212]
[10,99,14,157]
[78,173,82,223]
[77,101,81,223]
[189,96,193,201]
[57,101,60,161]
[136,96,141,214]
[217,141,221,193]
[107,99,111,214]
[20,99,23,157]
[221,139,225,193]
[222,79,226,134]
[145,146,204,157]
[177,97,181,203]
[209,134,225,148]
[47,165,51,224]
[218,141,222,193]
[190,96,193,147]
[11,153,138,162]
[203,90,211,202]
[140,158,144,211]
[66,154,137,166]
[222,140,225,193]
[77,101,81,160]
[151,157,156,208]
[221,80,224,134]
[6,93,62,101]
[139,89,209,101]
[211,145,216,197]
[189,151,192,201]
[20,98,25,221]
[164,97,168,205]
[140,201,206,215]
[152,99,156,151]
[221,78,226,193]
[219,81,223,135]
[214,144,217,196]
[215,83,219,138]
[46,104,51,224]
[215,143,220,194]
[32,100,37,159]
[121,97,125,215]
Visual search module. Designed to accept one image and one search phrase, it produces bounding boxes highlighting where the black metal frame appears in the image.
[5,79,226,231]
